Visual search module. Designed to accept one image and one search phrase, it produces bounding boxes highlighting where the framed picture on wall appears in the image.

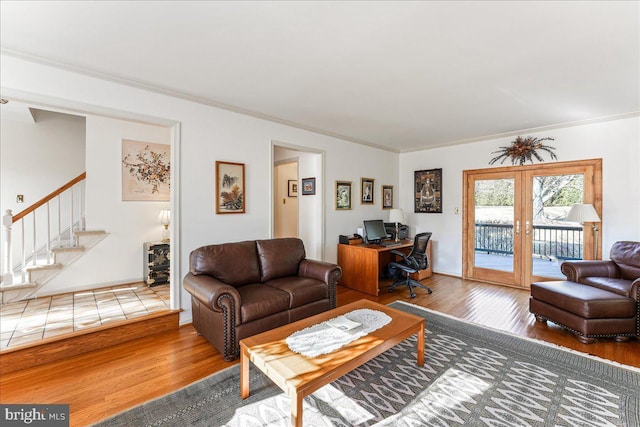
[382,185,393,209]
[361,177,374,204]
[415,168,442,213]
[216,161,245,214]
[301,177,316,195]
[335,181,352,210]
[288,180,298,197]
[122,139,171,201]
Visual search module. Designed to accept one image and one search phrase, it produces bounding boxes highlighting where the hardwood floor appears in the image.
[1,274,638,427]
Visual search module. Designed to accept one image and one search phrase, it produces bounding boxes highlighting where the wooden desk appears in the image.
[337,239,432,296]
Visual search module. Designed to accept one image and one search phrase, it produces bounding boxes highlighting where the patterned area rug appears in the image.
[94,301,640,426]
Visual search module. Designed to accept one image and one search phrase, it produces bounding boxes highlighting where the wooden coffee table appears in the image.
[240,299,425,427]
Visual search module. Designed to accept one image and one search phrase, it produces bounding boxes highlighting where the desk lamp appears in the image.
[158,209,171,242]
[388,208,405,242]
[566,203,600,259]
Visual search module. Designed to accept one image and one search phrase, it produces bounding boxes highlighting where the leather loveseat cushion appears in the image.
[265,276,328,308]
[581,277,634,297]
[189,241,261,286]
[257,238,305,282]
[237,284,291,323]
[531,281,635,319]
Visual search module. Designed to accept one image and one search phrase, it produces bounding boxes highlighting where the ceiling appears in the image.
[1,1,638,152]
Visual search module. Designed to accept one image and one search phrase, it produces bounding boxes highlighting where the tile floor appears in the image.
[0,283,170,350]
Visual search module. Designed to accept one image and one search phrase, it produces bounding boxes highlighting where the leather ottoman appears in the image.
[529,280,636,344]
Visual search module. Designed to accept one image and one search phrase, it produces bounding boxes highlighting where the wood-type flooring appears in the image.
[1,274,638,426]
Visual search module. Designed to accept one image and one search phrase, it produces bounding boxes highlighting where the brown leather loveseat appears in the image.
[530,241,640,343]
[183,238,342,360]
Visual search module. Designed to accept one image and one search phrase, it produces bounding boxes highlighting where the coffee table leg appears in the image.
[417,320,424,367]
[291,392,303,427]
[240,344,250,399]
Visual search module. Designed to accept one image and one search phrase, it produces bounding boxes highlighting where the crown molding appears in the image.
[1,47,399,153]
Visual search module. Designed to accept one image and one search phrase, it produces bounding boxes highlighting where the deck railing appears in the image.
[474,222,584,260]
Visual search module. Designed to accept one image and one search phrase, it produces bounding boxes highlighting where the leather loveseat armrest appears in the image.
[298,259,342,308]
[631,278,640,303]
[560,260,619,282]
[183,273,242,320]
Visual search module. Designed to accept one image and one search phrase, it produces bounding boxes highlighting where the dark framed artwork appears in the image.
[415,168,442,213]
[335,181,352,210]
[382,185,393,209]
[216,161,245,214]
[361,177,374,204]
[301,177,316,195]
[288,180,298,197]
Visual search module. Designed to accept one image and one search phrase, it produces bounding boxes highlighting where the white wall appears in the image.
[33,115,171,295]
[399,116,640,276]
[1,54,399,323]
[0,110,85,215]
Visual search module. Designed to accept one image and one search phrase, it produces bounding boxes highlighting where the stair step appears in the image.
[51,245,85,253]
[24,263,63,272]
[0,282,37,291]
[74,230,107,237]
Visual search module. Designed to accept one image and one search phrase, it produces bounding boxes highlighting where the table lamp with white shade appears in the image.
[566,203,601,259]
[158,209,171,243]
[388,208,405,242]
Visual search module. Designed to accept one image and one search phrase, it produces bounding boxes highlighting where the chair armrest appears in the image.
[390,249,409,263]
[560,260,619,282]
[183,273,241,317]
[298,259,342,308]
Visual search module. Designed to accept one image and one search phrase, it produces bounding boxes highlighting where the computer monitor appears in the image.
[363,219,389,244]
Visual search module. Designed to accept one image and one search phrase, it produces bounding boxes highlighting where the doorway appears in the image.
[463,159,602,288]
[272,144,324,260]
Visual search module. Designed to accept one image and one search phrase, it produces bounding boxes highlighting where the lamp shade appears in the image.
[566,204,600,223]
[157,209,171,225]
[389,208,405,224]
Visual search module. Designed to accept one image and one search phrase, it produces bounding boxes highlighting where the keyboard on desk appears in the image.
[380,241,402,247]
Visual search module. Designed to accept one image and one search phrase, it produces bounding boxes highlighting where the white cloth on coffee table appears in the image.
[285,309,391,357]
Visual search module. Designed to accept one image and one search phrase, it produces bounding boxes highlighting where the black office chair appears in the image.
[388,232,433,298]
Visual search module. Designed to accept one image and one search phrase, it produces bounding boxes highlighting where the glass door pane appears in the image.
[530,174,584,279]
[473,178,515,273]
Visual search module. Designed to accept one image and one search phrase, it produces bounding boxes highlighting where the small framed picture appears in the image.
[335,181,352,210]
[288,180,298,197]
[361,177,374,204]
[301,177,316,195]
[382,185,393,209]
[216,161,245,214]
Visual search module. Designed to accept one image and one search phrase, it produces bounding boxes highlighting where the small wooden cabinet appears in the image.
[144,242,170,286]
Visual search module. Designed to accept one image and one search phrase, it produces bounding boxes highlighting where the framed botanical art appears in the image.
[122,139,171,201]
[335,181,352,210]
[301,177,316,195]
[361,177,374,204]
[415,168,442,213]
[382,185,393,209]
[288,180,298,197]
[216,161,245,214]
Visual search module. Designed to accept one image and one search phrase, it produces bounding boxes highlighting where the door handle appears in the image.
[515,220,520,235]
[525,221,532,236]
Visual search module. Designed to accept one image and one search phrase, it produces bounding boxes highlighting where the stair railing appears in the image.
[1,172,86,285]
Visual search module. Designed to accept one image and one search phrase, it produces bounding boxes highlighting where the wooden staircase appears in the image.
[1,172,108,303]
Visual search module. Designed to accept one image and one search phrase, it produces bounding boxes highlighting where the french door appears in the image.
[463,159,602,289]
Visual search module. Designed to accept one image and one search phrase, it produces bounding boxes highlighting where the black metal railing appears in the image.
[474,222,584,260]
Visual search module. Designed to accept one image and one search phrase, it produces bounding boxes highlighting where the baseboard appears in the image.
[0,309,181,374]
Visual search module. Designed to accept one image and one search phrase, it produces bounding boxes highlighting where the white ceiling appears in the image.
[1,1,638,152]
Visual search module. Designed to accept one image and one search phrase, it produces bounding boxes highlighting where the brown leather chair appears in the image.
[183,238,342,360]
[530,241,640,343]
